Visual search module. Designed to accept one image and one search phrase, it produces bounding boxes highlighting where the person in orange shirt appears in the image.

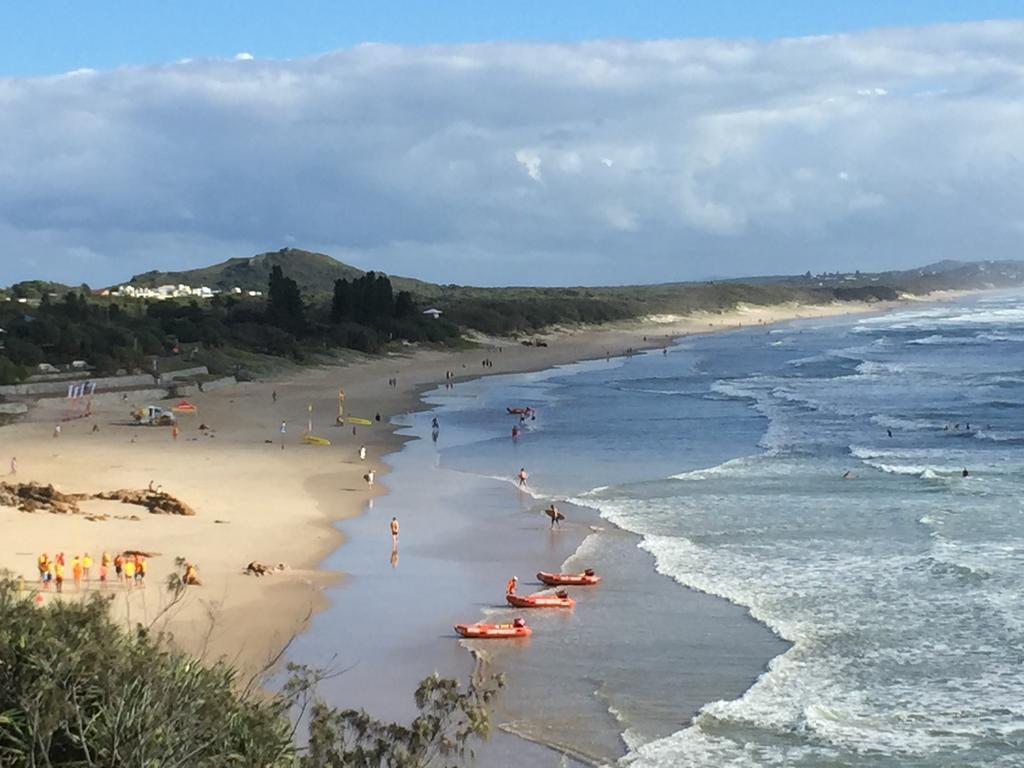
[54,560,65,593]
[82,553,93,581]
[136,556,147,586]
[506,576,518,596]
[71,556,83,590]
[99,552,111,585]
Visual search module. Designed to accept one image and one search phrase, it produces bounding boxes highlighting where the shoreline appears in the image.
[289,294,972,764]
[0,293,973,706]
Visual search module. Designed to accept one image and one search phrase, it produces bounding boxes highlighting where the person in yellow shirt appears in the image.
[37,553,50,589]
[54,560,64,593]
[123,558,136,586]
[100,552,111,585]
[82,553,93,582]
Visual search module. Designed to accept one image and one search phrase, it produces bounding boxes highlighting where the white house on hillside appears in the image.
[422,308,443,319]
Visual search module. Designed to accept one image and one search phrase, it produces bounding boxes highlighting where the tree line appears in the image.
[0,268,459,384]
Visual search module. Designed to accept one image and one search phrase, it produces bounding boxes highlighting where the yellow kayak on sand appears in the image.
[303,434,332,446]
[345,417,373,426]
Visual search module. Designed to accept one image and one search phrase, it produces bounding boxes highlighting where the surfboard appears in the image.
[302,434,332,446]
[346,417,373,426]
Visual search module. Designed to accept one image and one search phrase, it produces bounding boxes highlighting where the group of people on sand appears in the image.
[36,551,146,592]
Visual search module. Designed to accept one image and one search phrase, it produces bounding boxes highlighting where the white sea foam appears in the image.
[854,360,907,376]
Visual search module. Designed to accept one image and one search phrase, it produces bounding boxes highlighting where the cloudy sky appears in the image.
[2,17,1024,286]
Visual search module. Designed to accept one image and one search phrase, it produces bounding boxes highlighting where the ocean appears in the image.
[420,291,1024,766]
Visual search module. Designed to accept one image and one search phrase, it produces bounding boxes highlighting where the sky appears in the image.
[2,3,1024,286]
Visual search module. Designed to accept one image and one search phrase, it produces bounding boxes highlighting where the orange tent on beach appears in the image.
[172,400,198,415]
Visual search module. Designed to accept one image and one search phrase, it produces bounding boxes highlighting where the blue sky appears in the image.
[2,0,1023,76]
[2,7,1024,286]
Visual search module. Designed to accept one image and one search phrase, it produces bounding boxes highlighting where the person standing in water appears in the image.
[962,467,970,478]
[366,469,375,487]
[506,576,518,596]
[390,517,400,546]
[517,468,528,488]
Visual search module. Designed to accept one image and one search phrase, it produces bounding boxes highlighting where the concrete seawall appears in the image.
[0,366,210,398]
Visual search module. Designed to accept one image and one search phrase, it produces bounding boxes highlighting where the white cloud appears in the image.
[1,21,1023,286]
[233,52,254,61]
[514,148,544,182]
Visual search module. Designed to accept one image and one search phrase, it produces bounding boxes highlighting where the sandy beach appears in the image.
[0,297,941,681]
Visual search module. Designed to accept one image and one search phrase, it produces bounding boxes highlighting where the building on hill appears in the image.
[422,308,443,319]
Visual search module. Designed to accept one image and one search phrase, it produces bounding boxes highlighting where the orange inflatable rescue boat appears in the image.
[537,569,601,586]
[507,591,575,608]
[455,618,532,638]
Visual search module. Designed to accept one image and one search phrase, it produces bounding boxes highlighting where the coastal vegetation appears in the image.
[0,576,502,767]
[1,249,1022,384]
[0,265,459,384]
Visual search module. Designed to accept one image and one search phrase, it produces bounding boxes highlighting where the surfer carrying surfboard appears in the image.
[545,503,565,528]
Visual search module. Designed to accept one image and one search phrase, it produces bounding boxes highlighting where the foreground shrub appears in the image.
[0,577,502,767]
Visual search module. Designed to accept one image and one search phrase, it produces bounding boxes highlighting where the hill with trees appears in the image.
[127,248,430,297]
[1,250,1022,384]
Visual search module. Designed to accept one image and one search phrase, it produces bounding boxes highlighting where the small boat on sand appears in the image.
[455,619,532,638]
[506,591,575,608]
[537,570,601,586]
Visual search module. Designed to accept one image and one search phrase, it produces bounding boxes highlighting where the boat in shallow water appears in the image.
[506,591,575,608]
[454,619,532,638]
[537,570,601,586]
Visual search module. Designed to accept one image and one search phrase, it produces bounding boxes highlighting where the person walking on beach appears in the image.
[53,424,61,438]
[100,552,111,585]
[37,553,50,589]
[123,557,136,586]
[82,553,93,582]
[71,555,83,590]
[54,559,64,593]
[359,445,367,461]
[517,467,528,488]
[390,517,400,546]
[272,390,277,403]
[365,469,375,488]
[9,456,15,476]
[506,576,518,596]
[114,553,125,583]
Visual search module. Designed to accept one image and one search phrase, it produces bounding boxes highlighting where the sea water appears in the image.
[427,292,1024,766]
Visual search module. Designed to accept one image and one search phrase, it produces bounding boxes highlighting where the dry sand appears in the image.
[0,298,936,674]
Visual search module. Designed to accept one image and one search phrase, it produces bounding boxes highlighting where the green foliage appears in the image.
[0,355,27,385]
[0,577,293,766]
[0,576,504,767]
[267,266,307,335]
[299,671,503,768]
